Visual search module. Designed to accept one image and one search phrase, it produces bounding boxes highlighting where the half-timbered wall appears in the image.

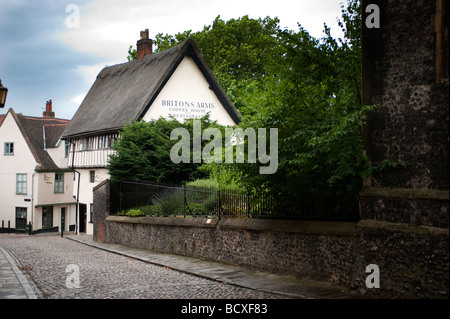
[68,133,119,168]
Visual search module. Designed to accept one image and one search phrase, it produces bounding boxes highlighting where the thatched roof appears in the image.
[62,39,240,139]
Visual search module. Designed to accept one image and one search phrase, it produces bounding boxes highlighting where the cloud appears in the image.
[58,0,168,63]
[71,93,86,106]
[0,0,103,118]
[57,0,345,65]
[1,0,345,120]
[77,63,109,85]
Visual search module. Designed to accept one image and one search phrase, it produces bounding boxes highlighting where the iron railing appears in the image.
[109,180,359,221]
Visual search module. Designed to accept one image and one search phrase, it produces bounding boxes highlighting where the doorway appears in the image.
[42,206,53,229]
[15,207,27,230]
[79,204,87,233]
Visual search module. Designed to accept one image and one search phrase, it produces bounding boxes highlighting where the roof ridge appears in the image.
[12,110,61,170]
[11,111,44,167]
[62,38,239,139]
[23,115,70,121]
[44,123,69,126]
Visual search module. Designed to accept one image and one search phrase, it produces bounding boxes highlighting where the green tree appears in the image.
[127,45,137,61]
[130,15,283,102]
[230,0,367,219]
[108,116,220,184]
[122,1,370,219]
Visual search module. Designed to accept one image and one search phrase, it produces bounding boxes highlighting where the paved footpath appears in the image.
[0,233,360,300]
[0,245,37,299]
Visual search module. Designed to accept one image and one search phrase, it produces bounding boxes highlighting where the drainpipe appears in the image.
[69,140,80,235]
[43,126,47,150]
[31,171,36,231]
[75,171,80,235]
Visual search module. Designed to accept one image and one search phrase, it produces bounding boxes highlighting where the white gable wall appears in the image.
[0,112,37,229]
[46,139,69,168]
[0,112,77,232]
[68,55,238,235]
[142,56,236,126]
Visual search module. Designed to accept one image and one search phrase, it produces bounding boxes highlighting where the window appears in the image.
[54,173,64,193]
[90,170,95,183]
[98,135,105,149]
[16,174,27,194]
[15,207,27,230]
[109,135,116,148]
[96,133,118,150]
[79,138,87,151]
[87,137,94,150]
[42,206,53,229]
[109,133,118,148]
[90,203,94,223]
[4,142,14,155]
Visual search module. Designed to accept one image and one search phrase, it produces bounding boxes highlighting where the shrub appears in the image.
[117,208,145,217]
[151,189,185,216]
[186,178,219,189]
[139,205,160,216]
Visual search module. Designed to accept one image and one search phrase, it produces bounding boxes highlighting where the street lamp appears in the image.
[0,79,8,108]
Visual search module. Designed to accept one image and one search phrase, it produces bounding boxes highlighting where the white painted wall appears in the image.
[142,56,236,126]
[32,204,76,232]
[35,171,75,206]
[72,168,109,235]
[46,139,69,168]
[0,111,76,232]
[0,112,37,229]
[67,56,238,235]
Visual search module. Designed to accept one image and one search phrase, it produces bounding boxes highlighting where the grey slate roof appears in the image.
[8,109,69,171]
[62,39,240,139]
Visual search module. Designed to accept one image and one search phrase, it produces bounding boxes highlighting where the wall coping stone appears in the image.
[360,187,449,201]
[106,216,358,236]
[93,179,110,192]
[107,216,219,228]
[357,219,449,236]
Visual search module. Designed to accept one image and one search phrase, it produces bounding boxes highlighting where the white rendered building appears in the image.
[0,103,76,233]
[61,32,240,235]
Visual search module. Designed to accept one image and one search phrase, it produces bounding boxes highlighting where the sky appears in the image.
[0,0,346,120]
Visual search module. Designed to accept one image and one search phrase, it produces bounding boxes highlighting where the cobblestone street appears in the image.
[0,234,286,299]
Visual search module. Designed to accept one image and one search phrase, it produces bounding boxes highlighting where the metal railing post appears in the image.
[218,190,221,221]
[247,192,251,218]
[183,184,186,218]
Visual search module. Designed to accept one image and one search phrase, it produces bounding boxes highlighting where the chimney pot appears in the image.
[43,100,55,118]
[140,29,149,40]
[136,29,153,60]
[46,100,52,112]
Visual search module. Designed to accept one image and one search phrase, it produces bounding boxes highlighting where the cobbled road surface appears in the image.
[0,234,284,299]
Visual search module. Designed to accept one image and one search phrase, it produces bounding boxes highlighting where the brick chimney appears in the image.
[43,100,55,119]
[136,29,153,60]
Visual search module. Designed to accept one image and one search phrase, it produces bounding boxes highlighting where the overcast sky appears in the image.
[0,0,346,120]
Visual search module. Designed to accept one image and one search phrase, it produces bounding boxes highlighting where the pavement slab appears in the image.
[0,246,37,299]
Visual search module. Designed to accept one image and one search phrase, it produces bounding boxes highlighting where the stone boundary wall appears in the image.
[102,215,448,298]
[354,220,448,298]
[93,179,110,243]
[105,216,360,287]
[93,181,448,298]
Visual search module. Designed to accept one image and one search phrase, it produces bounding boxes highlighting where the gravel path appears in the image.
[0,234,284,299]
